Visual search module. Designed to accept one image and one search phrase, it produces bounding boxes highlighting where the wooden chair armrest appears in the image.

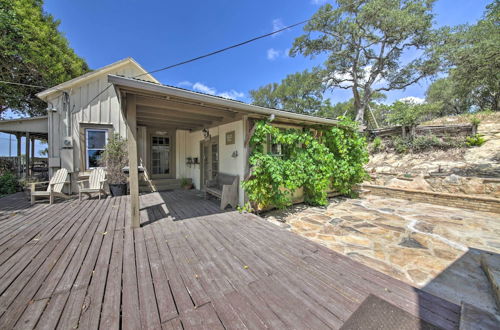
[30,181,49,192]
[32,181,50,185]
[78,180,88,188]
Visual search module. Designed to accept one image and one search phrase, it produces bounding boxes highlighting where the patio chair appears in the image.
[78,167,107,201]
[30,168,71,205]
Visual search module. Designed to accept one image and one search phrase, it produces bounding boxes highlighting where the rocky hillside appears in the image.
[366,112,500,197]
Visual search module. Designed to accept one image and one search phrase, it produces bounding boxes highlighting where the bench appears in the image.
[205,173,239,210]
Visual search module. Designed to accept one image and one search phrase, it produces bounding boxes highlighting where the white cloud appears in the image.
[399,96,425,104]
[267,48,281,60]
[177,81,244,100]
[193,82,216,95]
[311,0,328,4]
[177,81,192,87]
[218,90,245,100]
[272,18,285,37]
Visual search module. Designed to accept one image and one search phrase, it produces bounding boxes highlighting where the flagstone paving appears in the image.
[263,195,500,315]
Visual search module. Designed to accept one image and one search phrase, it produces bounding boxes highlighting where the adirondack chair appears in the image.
[30,168,70,205]
[78,168,107,201]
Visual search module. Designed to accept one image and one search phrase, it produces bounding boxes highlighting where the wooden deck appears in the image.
[0,190,460,329]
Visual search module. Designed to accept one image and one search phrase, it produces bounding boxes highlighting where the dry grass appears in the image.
[423,111,500,126]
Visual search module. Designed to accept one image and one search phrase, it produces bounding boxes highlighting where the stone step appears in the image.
[459,302,500,330]
[481,252,500,311]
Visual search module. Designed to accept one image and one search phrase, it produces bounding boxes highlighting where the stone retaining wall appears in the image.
[361,184,500,214]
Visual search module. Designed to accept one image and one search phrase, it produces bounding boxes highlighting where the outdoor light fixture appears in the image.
[202,128,210,140]
[268,114,275,122]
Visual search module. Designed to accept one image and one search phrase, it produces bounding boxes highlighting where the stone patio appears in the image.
[262,195,500,315]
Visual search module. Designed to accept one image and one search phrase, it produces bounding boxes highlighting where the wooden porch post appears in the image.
[126,94,140,228]
[16,133,21,176]
[25,132,30,177]
[31,138,35,175]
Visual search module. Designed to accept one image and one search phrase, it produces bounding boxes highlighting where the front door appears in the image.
[151,136,170,176]
[201,136,219,189]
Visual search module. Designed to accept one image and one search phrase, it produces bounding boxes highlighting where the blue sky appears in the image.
[0,0,490,156]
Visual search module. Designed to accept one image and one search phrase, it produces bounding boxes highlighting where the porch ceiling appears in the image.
[135,95,240,130]
[109,75,342,131]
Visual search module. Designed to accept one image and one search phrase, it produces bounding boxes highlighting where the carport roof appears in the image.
[0,116,48,139]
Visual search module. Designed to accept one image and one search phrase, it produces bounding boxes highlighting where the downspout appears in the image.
[63,91,71,137]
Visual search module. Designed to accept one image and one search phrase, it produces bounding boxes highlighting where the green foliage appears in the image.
[180,177,189,186]
[425,77,470,117]
[0,0,89,118]
[242,119,368,210]
[99,134,128,184]
[370,137,384,153]
[237,202,255,214]
[0,172,19,196]
[465,134,486,147]
[291,0,443,123]
[387,101,427,127]
[470,116,481,126]
[442,1,500,112]
[392,135,465,153]
[250,69,332,115]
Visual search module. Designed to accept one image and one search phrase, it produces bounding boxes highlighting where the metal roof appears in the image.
[108,75,340,127]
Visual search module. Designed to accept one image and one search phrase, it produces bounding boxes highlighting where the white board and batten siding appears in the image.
[46,62,156,190]
[176,120,246,205]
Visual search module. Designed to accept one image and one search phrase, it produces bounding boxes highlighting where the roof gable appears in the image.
[36,58,158,101]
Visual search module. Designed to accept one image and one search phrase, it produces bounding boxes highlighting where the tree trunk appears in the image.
[355,106,364,123]
[353,86,364,123]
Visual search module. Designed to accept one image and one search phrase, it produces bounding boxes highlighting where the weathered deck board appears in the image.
[0,190,461,329]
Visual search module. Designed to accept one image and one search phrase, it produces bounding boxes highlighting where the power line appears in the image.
[0,80,47,89]
[136,18,310,77]
[84,17,312,109]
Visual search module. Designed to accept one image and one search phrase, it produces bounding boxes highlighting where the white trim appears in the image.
[85,128,108,170]
[36,58,159,100]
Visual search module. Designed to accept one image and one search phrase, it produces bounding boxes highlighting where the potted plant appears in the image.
[180,177,193,190]
[100,133,128,196]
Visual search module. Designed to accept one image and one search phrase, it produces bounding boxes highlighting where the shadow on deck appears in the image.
[0,190,463,329]
[139,189,227,225]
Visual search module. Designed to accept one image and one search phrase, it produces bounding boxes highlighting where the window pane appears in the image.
[87,130,107,149]
[88,150,104,168]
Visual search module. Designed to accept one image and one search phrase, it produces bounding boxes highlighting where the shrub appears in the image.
[99,134,128,184]
[470,116,481,126]
[392,135,465,153]
[466,134,486,147]
[393,137,411,153]
[411,135,442,152]
[0,158,15,176]
[0,172,19,196]
[370,137,383,153]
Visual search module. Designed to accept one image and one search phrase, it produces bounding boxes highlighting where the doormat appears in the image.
[340,294,441,330]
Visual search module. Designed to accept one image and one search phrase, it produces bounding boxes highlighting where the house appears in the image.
[1,58,339,226]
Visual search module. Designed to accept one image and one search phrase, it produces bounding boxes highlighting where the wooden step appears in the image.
[481,252,500,311]
[459,302,500,330]
[140,178,192,192]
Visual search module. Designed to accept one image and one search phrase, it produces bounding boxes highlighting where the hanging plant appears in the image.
[242,117,368,210]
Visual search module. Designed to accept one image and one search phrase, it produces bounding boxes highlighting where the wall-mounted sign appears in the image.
[226,131,235,145]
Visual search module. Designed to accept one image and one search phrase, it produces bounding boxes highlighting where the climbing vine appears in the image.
[242,117,368,210]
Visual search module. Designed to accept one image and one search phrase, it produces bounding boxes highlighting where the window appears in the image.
[85,129,108,169]
[266,134,283,157]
